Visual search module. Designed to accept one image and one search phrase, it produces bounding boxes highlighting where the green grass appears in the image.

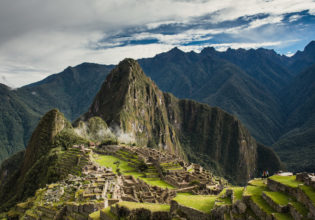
[166,167,183,171]
[263,191,292,206]
[291,201,308,217]
[273,213,293,220]
[118,201,170,212]
[89,211,100,220]
[141,178,175,189]
[269,175,302,188]
[94,154,134,174]
[243,185,266,197]
[300,185,315,205]
[101,207,118,220]
[251,195,274,214]
[216,196,232,205]
[174,193,217,213]
[248,178,266,187]
[232,187,244,202]
[94,154,174,189]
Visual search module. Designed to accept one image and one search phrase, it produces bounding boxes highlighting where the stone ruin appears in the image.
[12,144,227,219]
[120,175,176,204]
[96,144,226,195]
[296,172,315,188]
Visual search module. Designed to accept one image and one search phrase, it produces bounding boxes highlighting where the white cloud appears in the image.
[247,15,283,29]
[285,51,295,57]
[0,0,315,87]
[289,14,303,22]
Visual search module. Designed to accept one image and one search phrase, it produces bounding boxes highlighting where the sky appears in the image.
[0,0,315,87]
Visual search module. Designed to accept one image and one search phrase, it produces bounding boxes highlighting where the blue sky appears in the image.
[0,0,315,87]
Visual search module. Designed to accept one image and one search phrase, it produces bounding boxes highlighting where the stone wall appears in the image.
[288,203,304,220]
[66,202,105,218]
[170,200,211,220]
[108,203,171,220]
[261,192,289,213]
[267,179,298,197]
[247,198,273,220]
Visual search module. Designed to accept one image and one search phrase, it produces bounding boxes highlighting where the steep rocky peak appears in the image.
[86,58,157,119]
[111,58,146,82]
[21,109,68,174]
[84,58,182,155]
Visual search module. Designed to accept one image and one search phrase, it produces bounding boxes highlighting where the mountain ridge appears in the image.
[1,41,315,172]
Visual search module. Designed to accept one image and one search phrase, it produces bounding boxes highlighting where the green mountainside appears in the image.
[82,58,281,184]
[0,41,315,173]
[0,84,40,163]
[138,47,288,146]
[17,63,114,121]
[0,109,90,211]
[274,63,315,171]
[0,63,113,164]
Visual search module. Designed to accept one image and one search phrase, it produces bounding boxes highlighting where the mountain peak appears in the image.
[304,40,315,53]
[85,58,182,155]
[201,47,216,55]
[21,109,68,174]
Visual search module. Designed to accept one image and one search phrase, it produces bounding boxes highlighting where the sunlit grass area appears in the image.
[300,185,315,205]
[94,154,174,189]
[264,191,292,206]
[248,178,266,187]
[251,195,274,214]
[231,187,244,202]
[243,185,266,197]
[174,193,217,213]
[118,201,170,212]
[89,210,100,220]
[269,175,302,188]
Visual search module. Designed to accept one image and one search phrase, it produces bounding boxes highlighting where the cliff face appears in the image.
[84,58,281,184]
[164,94,259,184]
[84,59,183,156]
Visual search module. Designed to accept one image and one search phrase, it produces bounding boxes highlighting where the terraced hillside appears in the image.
[3,141,314,220]
[94,173,315,220]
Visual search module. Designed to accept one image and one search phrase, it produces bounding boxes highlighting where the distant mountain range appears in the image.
[1,41,315,172]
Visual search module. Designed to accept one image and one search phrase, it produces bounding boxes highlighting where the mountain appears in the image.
[274,63,315,171]
[138,47,286,146]
[0,109,89,211]
[1,41,315,172]
[17,62,114,121]
[201,47,292,94]
[0,84,40,163]
[82,58,281,184]
[0,59,281,213]
[0,63,113,164]
[289,41,315,73]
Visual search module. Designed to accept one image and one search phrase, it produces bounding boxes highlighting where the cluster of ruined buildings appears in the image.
[97,144,226,193]
[15,143,227,219]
